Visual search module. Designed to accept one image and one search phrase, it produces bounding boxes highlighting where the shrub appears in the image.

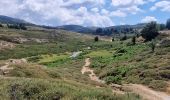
[148,80,167,91]
[132,36,136,45]
[104,76,122,84]
[0,24,3,27]
[112,37,114,42]
[94,36,99,42]
[120,34,127,41]
[158,70,170,79]
[149,41,156,52]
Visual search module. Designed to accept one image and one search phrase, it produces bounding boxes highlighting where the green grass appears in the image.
[38,54,70,63]
[85,50,113,58]
[87,41,170,91]
[0,78,140,100]
[0,26,170,97]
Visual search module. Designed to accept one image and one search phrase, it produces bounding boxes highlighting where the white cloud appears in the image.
[111,0,155,7]
[111,0,145,7]
[150,1,170,12]
[141,16,157,23]
[110,10,127,17]
[111,0,154,15]
[101,9,109,15]
[0,1,22,16]
[0,0,158,26]
[63,0,105,7]
[91,8,99,13]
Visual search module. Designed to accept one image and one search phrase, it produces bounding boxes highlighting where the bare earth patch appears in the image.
[0,40,15,50]
[0,59,27,75]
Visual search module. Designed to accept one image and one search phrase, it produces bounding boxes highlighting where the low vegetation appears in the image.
[0,20,170,99]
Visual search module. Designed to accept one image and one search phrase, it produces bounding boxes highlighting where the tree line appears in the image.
[0,23,27,30]
[95,18,170,36]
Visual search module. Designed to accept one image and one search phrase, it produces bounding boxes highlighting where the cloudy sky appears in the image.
[0,0,169,27]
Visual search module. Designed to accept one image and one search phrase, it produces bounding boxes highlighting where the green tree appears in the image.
[166,19,170,30]
[0,24,3,27]
[132,36,136,45]
[120,33,127,41]
[94,36,99,42]
[112,37,114,42]
[96,28,103,34]
[159,24,166,31]
[141,21,159,42]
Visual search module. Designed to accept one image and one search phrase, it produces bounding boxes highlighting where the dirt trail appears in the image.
[124,84,170,100]
[81,58,124,94]
[81,58,170,100]
[81,58,104,83]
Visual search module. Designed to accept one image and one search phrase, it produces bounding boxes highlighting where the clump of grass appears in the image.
[7,63,49,78]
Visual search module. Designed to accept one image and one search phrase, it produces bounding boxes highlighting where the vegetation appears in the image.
[0,78,141,100]
[7,24,27,30]
[120,34,127,41]
[132,36,136,45]
[0,24,3,27]
[158,24,166,31]
[94,36,99,42]
[150,40,156,52]
[0,19,169,99]
[166,18,170,30]
[141,21,159,41]
[112,37,114,42]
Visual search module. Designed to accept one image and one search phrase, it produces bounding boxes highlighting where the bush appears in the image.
[0,24,3,27]
[148,80,167,91]
[9,80,63,100]
[94,36,99,42]
[132,36,136,45]
[104,76,122,84]
[120,35,127,41]
[158,70,170,79]
[112,37,114,42]
[149,41,156,52]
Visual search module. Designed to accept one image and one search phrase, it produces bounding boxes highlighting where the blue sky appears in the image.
[0,0,170,27]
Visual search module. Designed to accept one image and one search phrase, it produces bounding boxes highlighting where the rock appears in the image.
[70,51,82,58]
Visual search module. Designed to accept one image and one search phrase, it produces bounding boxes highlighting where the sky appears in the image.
[0,0,170,27]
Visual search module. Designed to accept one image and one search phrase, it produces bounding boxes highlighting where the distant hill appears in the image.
[56,25,96,34]
[0,15,33,25]
[57,24,146,36]
[0,15,146,36]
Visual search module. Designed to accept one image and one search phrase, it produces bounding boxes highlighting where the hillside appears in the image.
[57,24,146,36]
[0,16,170,100]
[57,25,96,34]
[0,15,32,25]
[0,16,146,36]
